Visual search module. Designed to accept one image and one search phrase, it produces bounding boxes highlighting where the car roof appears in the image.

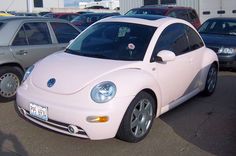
[50,12,78,15]
[100,15,188,28]
[84,12,119,16]
[0,16,67,22]
[206,17,236,21]
[140,5,192,10]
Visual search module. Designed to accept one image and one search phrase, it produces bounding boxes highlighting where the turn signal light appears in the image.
[87,116,109,123]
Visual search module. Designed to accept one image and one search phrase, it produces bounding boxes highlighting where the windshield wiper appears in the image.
[65,49,80,54]
[81,53,110,59]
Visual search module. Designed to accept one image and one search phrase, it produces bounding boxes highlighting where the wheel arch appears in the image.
[0,62,24,72]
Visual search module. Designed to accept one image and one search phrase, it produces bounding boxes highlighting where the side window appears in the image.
[167,11,177,18]
[175,10,190,22]
[189,10,198,21]
[151,23,189,61]
[50,22,80,43]
[59,15,69,20]
[185,26,204,51]
[12,27,28,46]
[24,22,52,45]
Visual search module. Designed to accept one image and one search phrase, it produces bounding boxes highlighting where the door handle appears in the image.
[16,50,28,55]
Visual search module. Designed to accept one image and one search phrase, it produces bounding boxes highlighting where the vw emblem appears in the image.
[47,78,56,88]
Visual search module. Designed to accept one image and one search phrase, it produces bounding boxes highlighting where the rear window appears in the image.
[126,8,166,16]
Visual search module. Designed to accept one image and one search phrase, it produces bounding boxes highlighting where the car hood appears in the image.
[31,52,141,95]
[201,33,236,48]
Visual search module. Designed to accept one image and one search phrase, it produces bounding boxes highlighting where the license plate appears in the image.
[30,103,48,121]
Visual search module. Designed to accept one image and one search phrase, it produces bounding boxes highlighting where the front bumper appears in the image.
[16,84,134,140]
[218,54,236,68]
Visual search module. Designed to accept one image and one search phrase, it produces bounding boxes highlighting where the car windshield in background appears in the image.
[199,19,236,36]
[66,22,156,61]
[71,15,87,23]
[125,9,166,16]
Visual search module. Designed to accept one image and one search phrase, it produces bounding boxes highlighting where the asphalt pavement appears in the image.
[0,71,235,156]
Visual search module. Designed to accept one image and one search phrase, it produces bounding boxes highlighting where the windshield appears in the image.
[66,22,156,61]
[198,20,236,36]
[71,15,88,23]
[125,8,166,16]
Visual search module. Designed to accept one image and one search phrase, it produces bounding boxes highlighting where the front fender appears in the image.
[90,68,163,117]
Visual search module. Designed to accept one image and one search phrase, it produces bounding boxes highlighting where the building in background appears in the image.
[65,0,119,10]
[120,0,236,23]
[0,0,64,12]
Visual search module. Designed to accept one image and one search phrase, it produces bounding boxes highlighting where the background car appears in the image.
[0,13,14,16]
[125,6,201,28]
[43,12,79,21]
[198,17,236,70]
[16,15,218,143]
[38,11,52,16]
[15,12,40,17]
[0,16,81,102]
[71,12,120,30]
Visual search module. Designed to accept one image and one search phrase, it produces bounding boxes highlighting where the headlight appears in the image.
[91,81,116,103]
[218,47,236,54]
[22,65,34,82]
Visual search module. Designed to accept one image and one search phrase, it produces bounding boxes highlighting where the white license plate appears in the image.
[29,103,48,121]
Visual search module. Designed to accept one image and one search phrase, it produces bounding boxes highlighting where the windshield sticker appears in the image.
[128,43,135,50]
[118,27,130,37]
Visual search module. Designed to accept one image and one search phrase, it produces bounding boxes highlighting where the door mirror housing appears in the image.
[69,39,75,45]
[156,50,176,62]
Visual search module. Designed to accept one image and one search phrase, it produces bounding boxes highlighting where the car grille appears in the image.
[18,106,88,139]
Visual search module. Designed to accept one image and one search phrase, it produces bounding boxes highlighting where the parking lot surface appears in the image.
[0,71,235,156]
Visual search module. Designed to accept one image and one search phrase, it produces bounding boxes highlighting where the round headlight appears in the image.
[22,65,34,82]
[91,81,116,103]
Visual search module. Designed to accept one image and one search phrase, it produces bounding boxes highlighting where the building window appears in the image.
[143,0,176,5]
[161,0,176,4]
[144,0,158,5]
[34,0,43,8]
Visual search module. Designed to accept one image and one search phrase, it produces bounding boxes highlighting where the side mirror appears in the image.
[156,50,176,62]
[69,39,75,45]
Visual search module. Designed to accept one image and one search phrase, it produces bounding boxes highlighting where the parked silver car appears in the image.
[0,16,81,102]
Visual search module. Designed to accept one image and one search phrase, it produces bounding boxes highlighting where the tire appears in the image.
[0,66,23,102]
[116,91,156,143]
[203,63,218,96]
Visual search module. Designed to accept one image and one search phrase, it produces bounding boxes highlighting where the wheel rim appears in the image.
[207,67,217,93]
[0,73,20,98]
[130,99,153,138]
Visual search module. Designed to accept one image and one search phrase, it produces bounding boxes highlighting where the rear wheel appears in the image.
[203,63,218,96]
[0,66,23,102]
[116,92,155,143]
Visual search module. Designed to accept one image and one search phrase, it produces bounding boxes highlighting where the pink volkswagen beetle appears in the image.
[16,15,218,142]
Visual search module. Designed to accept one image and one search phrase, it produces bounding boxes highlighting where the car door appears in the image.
[151,23,199,106]
[49,22,80,51]
[10,22,59,68]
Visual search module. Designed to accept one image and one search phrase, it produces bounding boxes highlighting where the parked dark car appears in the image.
[125,6,201,28]
[15,12,40,17]
[71,12,120,31]
[38,11,52,16]
[0,16,81,102]
[44,12,79,21]
[198,18,236,69]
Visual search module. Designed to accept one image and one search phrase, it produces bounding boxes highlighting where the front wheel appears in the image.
[116,92,156,143]
[0,66,23,102]
[203,63,218,96]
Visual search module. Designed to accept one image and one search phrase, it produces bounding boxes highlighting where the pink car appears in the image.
[16,15,218,143]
